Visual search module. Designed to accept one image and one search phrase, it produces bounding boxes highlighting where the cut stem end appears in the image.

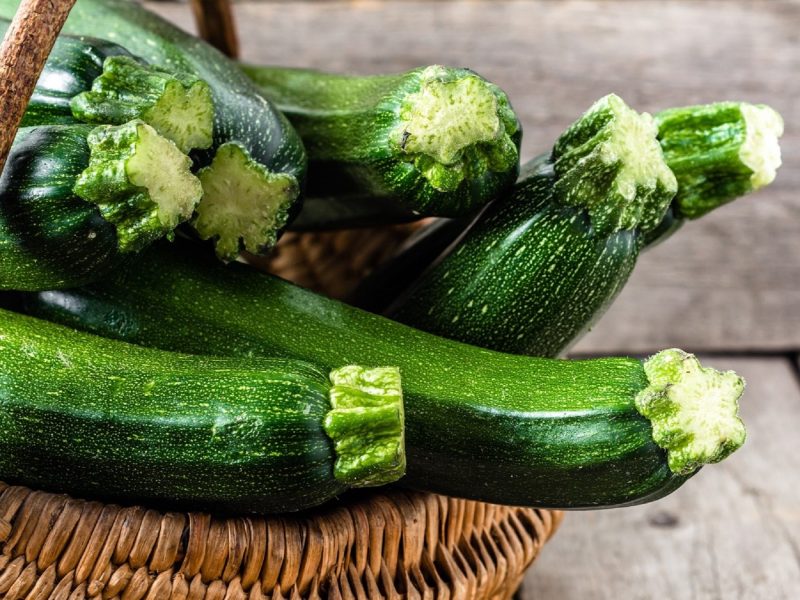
[552,93,677,235]
[655,102,784,219]
[192,142,300,261]
[636,349,746,475]
[73,120,202,253]
[71,55,214,153]
[395,66,520,193]
[324,365,405,488]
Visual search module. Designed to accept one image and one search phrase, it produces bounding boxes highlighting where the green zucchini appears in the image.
[24,241,747,509]
[0,309,404,514]
[0,17,215,154]
[0,121,201,290]
[388,98,784,356]
[241,64,521,218]
[0,0,307,260]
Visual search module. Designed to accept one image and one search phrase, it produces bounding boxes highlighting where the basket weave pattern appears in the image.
[0,482,562,600]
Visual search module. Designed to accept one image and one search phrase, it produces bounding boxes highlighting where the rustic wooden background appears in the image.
[151,2,800,597]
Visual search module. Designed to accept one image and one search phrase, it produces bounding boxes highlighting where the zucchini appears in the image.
[24,241,747,509]
[0,120,201,290]
[241,64,521,218]
[0,17,215,154]
[0,0,307,260]
[387,98,784,356]
[0,309,404,514]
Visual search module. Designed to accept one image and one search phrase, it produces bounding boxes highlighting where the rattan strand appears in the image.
[259,223,427,300]
[0,483,563,600]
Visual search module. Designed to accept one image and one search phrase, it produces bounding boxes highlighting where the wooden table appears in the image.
[147,2,799,597]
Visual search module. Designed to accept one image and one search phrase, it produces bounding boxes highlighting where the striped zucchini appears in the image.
[23,241,747,509]
[242,64,521,219]
[387,99,783,356]
[0,121,201,290]
[0,309,404,513]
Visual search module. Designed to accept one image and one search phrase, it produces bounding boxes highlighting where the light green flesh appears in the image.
[127,123,203,229]
[193,142,299,261]
[740,103,784,189]
[600,97,675,203]
[325,366,405,487]
[143,79,214,153]
[394,66,515,192]
[554,93,678,233]
[635,349,746,475]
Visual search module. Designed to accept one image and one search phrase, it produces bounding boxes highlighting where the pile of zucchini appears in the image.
[0,0,783,515]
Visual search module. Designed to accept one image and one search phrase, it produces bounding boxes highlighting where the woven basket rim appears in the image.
[0,481,563,600]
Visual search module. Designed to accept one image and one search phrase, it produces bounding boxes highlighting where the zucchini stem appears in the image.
[71,55,214,153]
[192,142,300,261]
[73,120,202,253]
[552,94,678,235]
[655,102,783,219]
[242,64,521,217]
[395,66,519,194]
[324,365,405,487]
[636,349,746,475]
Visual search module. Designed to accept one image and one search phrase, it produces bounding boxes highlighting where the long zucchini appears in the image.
[0,121,201,290]
[387,99,783,356]
[24,241,747,509]
[0,308,404,513]
[0,0,307,260]
[242,64,521,219]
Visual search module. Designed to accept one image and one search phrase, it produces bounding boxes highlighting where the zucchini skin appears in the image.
[0,308,400,514]
[243,65,521,218]
[0,125,123,291]
[389,158,641,356]
[25,241,692,509]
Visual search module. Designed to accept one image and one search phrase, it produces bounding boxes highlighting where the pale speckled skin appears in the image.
[25,241,693,510]
[242,65,521,218]
[390,157,641,357]
[0,308,357,514]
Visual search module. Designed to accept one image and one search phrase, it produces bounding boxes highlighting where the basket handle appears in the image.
[0,0,76,175]
[190,0,238,58]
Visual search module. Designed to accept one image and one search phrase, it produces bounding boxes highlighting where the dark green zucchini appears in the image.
[0,121,201,290]
[0,17,215,154]
[242,64,521,219]
[0,0,307,260]
[23,241,747,509]
[0,308,404,514]
[387,99,784,356]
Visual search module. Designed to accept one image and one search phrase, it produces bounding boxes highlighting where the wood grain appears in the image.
[189,0,238,58]
[526,356,800,599]
[144,0,800,352]
[0,0,77,174]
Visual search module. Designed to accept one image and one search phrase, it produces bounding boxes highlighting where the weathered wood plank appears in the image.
[145,1,800,352]
[525,356,800,599]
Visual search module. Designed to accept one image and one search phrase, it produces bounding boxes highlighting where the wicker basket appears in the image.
[0,483,562,600]
[0,1,563,598]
